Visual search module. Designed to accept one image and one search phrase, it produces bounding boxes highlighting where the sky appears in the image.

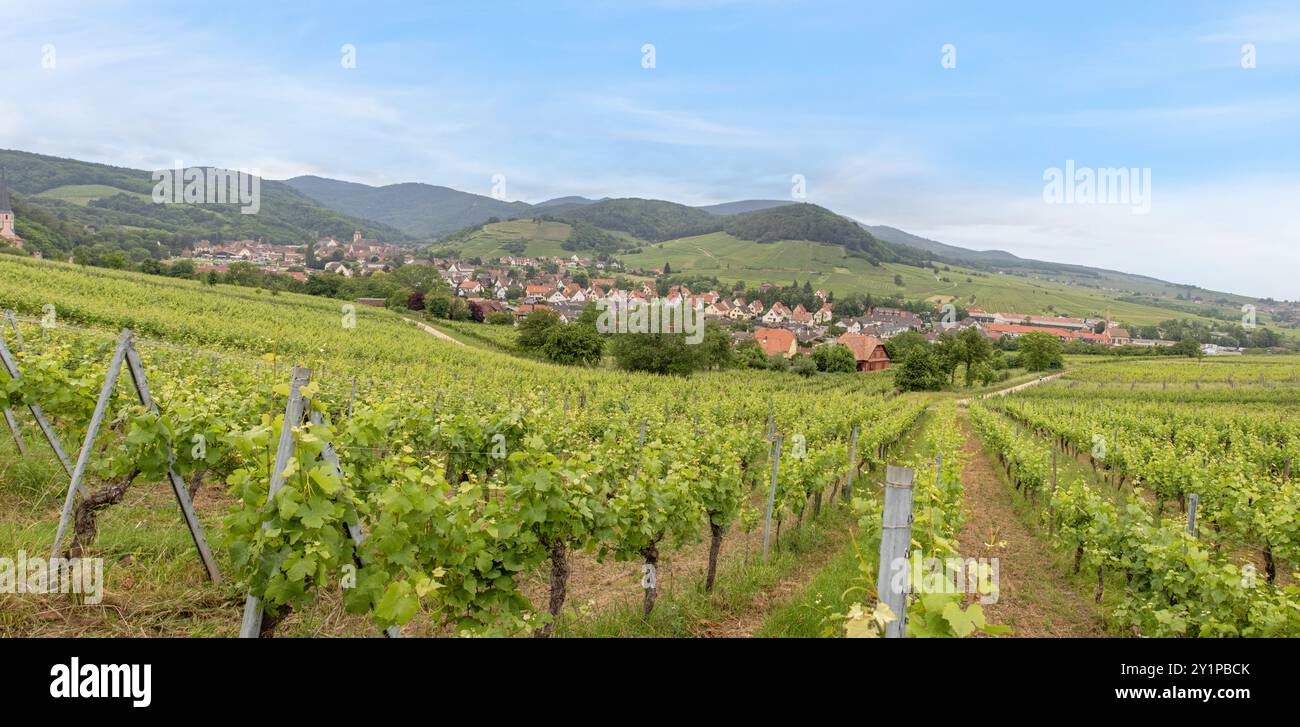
[2,0,1298,299]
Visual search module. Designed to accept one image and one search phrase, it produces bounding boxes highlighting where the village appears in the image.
[171,230,1237,366]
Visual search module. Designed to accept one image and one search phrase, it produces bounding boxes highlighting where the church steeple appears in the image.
[0,167,24,249]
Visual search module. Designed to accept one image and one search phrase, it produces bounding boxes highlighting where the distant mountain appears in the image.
[535,196,602,208]
[697,199,793,215]
[865,225,1021,264]
[0,148,404,261]
[864,222,1176,286]
[284,176,531,238]
[3,148,1273,317]
[551,198,724,242]
[726,204,925,265]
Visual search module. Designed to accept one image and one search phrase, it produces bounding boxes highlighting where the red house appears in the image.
[837,333,890,372]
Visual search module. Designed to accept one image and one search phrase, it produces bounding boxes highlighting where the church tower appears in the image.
[0,168,22,249]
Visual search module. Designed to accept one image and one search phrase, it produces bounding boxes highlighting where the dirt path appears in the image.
[957,371,1064,406]
[405,318,465,346]
[955,415,1108,636]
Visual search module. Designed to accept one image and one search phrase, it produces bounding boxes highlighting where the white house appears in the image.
[762,302,792,324]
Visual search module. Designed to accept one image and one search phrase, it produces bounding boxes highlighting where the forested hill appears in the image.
[0,149,404,264]
[550,198,724,241]
[284,175,532,238]
[722,203,926,265]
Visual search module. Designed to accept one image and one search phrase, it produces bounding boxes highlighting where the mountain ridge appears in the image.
[0,149,1280,310]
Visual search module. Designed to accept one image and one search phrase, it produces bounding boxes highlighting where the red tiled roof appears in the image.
[754,327,796,357]
[837,333,887,362]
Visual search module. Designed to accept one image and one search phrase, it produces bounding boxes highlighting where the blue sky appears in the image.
[3,0,1298,299]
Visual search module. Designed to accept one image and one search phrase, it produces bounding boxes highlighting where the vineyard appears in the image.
[969,360,1300,637]
[0,257,917,637]
[3,255,1299,638]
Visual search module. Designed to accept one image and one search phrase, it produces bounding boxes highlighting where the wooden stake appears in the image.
[843,426,858,501]
[123,337,221,582]
[1184,493,1199,555]
[240,366,311,638]
[877,465,915,638]
[51,331,132,563]
[309,409,400,638]
[762,434,783,564]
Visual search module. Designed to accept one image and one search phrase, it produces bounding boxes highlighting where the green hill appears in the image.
[724,203,923,265]
[431,219,576,259]
[285,175,532,238]
[697,199,792,215]
[553,198,723,241]
[618,231,1280,329]
[0,149,405,263]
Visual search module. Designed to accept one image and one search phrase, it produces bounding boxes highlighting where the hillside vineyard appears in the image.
[2,253,1298,638]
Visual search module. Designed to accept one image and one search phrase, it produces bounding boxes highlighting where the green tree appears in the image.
[812,343,857,373]
[931,331,962,384]
[448,297,471,321]
[1172,336,1202,358]
[609,333,703,376]
[517,309,562,350]
[734,338,768,369]
[541,324,604,366]
[697,322,734,370]
[893,347,947,392]
[1017,332,1064,371]
[955,326,994,386]
[424,295,452,319]
[884,331,929,362]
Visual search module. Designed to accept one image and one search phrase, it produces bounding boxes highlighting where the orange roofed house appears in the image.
[754,327,797,358]
[837,333,890,372]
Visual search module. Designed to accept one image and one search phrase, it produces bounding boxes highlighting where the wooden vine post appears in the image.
[761,434,783,564]
[48,330,220,582]
[240,366,311,638]
[241,366,400,638]
[1,310,26,453]
[842,425,858,502]
[308,409,401,639]
[877,465,915,638]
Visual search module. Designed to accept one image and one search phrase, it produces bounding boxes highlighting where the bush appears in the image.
[735,339,768,369]
[486,311,514,325]
[541,324,604,366]
[517,309,562,350]
[813,343,856,373]
[425,295,451,319]
[609,333,699,376]
[792,355,817,377]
